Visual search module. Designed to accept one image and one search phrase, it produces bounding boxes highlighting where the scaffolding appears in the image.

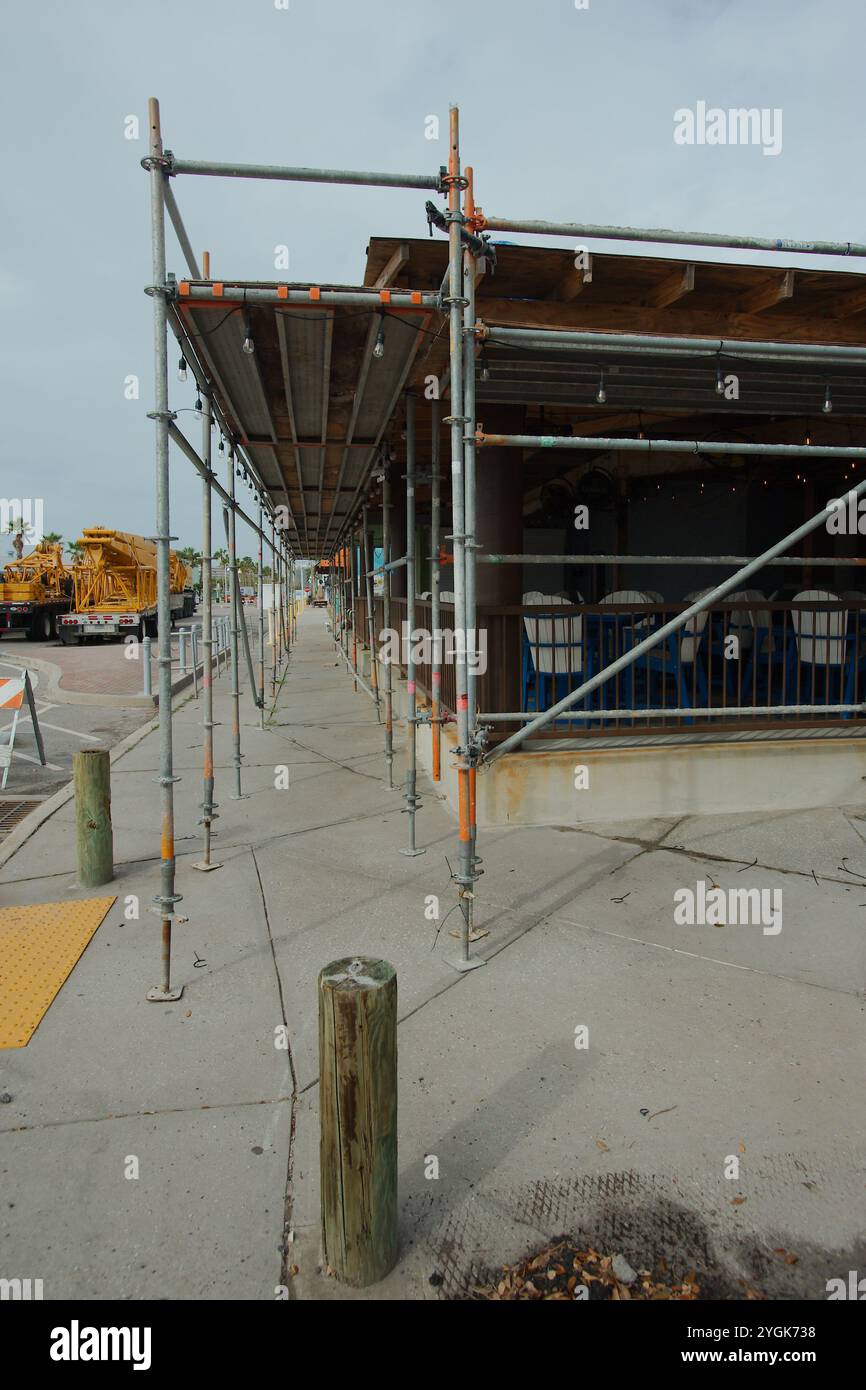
[143,97,866,988]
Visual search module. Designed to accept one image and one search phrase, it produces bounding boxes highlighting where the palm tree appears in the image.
[212,548,230,602]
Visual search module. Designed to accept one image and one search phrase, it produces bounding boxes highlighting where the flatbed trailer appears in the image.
[58,529,192,643]
[0,542,72,640]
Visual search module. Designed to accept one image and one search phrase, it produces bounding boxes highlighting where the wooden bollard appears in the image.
[318,956,397,1286]
[73,748,114,887]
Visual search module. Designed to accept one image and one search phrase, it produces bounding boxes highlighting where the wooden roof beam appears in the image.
[737,269,795,315]
[645,263,695,309]
[546,255,593,303]
[373,242,410,290]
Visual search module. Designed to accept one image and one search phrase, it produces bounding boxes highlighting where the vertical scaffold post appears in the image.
[257,503,266,729]
[226,444,245,799]
[192,385,221,872]
[144,97,183,1001]
[462,190,482,888]
[350,526,358,692]
[444,106,483,971]
[381,460,395,789]
[271,517,278,693]
[430,396,442,781]
[402,392,424,855]
[281,544,290,656]
[362,502,381,721]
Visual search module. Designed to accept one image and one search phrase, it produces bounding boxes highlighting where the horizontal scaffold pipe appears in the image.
[169,158,441,191]
[476,432,866,460]
[480,704,865,721]
[482,553,860,568]
[480,325,866,365]
[478,216,866,260]
[484,470,866,764]
[178,284,440,309]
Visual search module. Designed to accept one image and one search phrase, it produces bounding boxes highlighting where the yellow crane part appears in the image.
[71,529,189,614]
[0,542,71,604]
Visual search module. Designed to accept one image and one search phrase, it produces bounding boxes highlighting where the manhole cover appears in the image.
[0,800,41,839]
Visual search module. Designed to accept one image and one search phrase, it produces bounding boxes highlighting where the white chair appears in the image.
[791,590,847,667]
[725,588,771,653]
[522,590,587,714]
[681,587,714,662]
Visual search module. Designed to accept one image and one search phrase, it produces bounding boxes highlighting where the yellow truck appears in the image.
[58,529,194,643]
[0,541,72,641]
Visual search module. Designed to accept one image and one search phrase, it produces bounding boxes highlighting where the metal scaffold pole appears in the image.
[430,397,442,783]
[144,97,183,1001]
[381,462,395,789]
[257,503,266,728]
[402,393,424,856]
[191,386,221,873]
[226,444,245,798]
[362,503,381,722]
[444,106,482,971]
[350,528,358,693]
[462,194,481,885]
[271,519,279,691]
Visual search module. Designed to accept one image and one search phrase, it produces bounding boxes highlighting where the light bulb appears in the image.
[373,323,386,359]
[242,316,255,355]
[716,363,725,395]
[194,396,202,419]
[596,371,606,405]
[823,385,833,414]
[177,356,188,383]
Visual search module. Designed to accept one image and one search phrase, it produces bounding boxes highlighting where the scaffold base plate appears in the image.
[146,985,184,1002]
[446,954,487,973]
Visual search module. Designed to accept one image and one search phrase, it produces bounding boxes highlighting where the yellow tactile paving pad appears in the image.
[0,896,116,1048]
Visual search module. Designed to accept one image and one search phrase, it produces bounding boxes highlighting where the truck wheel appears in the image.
[27,611,52,641]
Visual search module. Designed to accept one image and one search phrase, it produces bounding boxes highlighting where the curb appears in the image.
[1,651,204,709]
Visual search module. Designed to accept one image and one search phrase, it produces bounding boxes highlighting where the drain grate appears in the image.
[0,800,41,839]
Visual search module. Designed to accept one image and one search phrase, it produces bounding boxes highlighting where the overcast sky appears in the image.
[2,0,864,559]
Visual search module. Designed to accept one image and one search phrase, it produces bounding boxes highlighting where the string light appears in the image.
[596,369,606,405]
[823,384,833,415]
[177,356,188,383]
[242,315,255,355]
[373,313,386,360]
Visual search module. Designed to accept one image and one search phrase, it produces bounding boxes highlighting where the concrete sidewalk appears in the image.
[0,608,864,1300]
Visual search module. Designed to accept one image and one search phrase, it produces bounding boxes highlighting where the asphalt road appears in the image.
[0,642,153,799]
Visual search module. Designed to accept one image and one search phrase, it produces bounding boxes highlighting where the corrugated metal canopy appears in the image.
[178,287,434,556]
